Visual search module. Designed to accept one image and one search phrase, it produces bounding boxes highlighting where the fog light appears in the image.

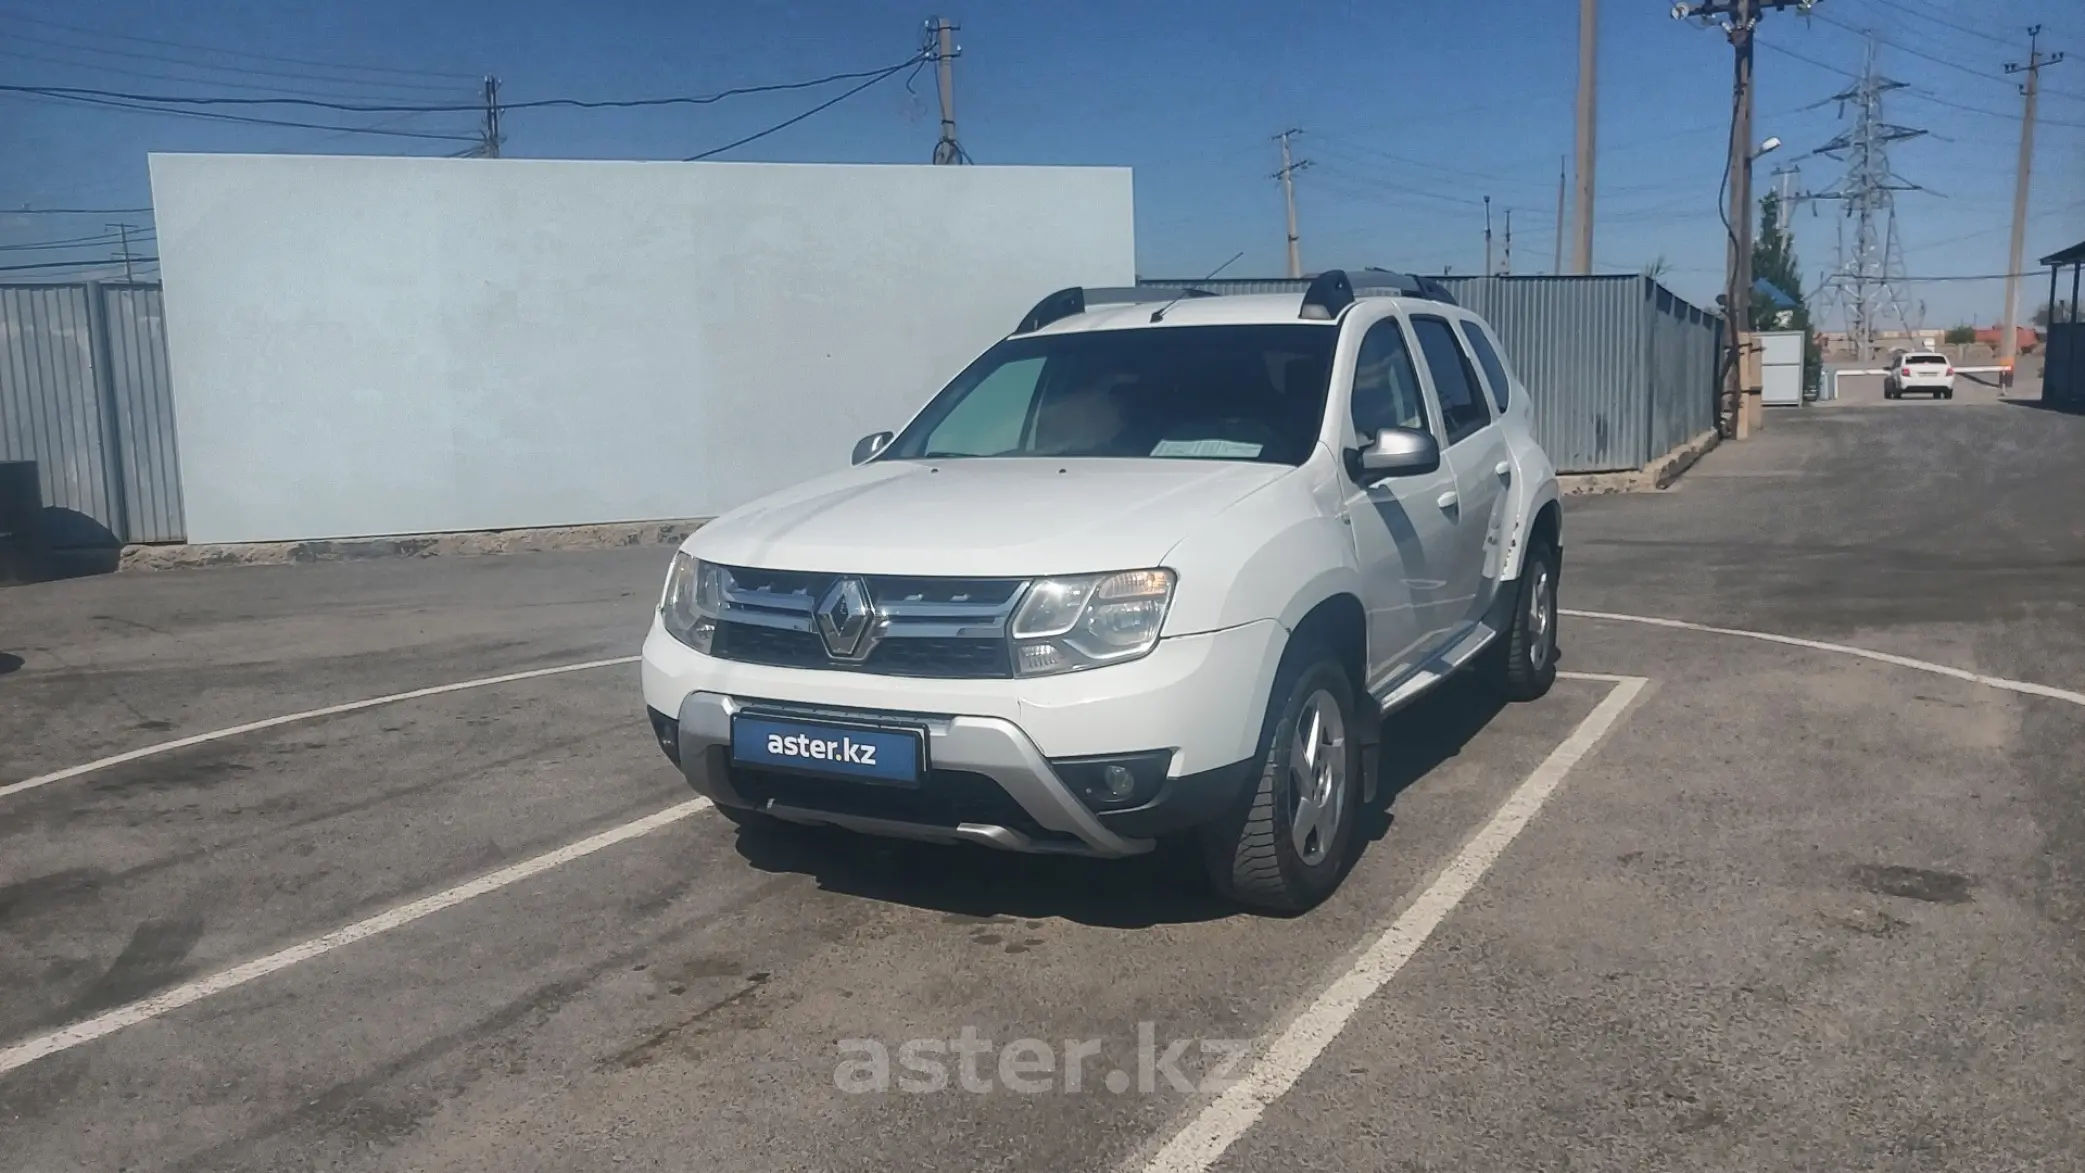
[1051,750,1174,812]
[1101,764,1136,800]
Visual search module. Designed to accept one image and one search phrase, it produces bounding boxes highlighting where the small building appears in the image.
[1973,325,2041,353]
[2041,239,2085,410]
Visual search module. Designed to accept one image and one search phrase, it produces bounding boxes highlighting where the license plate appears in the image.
[729,713,925,786]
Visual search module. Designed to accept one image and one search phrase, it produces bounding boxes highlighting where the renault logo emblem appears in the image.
[816,577,877,661]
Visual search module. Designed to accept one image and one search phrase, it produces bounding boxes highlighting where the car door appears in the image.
[1338,313,1457,693]
[1457,316,1527,584]
[1407,314,1509,638]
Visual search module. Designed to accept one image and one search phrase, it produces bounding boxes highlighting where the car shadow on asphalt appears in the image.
[1352,673,1506,849]
[2002,397,2085,416]
[725,674,1506,929]
[727,815,1235,929]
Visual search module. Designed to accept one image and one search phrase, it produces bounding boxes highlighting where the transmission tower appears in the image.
[1805,35,1925,361]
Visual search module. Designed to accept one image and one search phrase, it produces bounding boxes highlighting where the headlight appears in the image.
[660,552,723,653]
[1010,568,1175,676]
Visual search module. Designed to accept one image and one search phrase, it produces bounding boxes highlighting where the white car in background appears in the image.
[1884,351,1955,399]
[641,269,1563,911]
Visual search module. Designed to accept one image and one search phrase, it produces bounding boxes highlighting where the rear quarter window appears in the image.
[1458,321,1515,412]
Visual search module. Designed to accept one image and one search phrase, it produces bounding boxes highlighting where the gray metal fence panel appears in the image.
[1135,274,1714,473]
[0,284,122,546]
[102,285,186,542]
[0,281,185,546]
[1643,282,1719,454]
[1435,276,1651,472]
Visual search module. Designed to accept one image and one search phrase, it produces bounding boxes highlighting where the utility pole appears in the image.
[107,222,136,281]
[1554,156,1567,275]
[1484,195,1494,277]
[1503,209,1514,275]
[2000,26,2064,370]
[1274,129,1310,279]
[929,17,968,164]
[1571,0,1598,274]
[479,76,502,158]
[1675,0,1819,439]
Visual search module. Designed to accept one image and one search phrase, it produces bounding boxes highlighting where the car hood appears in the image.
[690,458,1293,577]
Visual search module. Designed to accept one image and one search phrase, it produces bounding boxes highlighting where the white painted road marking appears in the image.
[0,655,641,802]
[1561,608,2085,708]
[1137,674,1648,1173]
[0,796,713,1077]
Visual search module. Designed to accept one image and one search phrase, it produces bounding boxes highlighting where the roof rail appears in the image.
[1299,269,1355,320]
[1012,285,1217,334]
[1355,267,1460,306]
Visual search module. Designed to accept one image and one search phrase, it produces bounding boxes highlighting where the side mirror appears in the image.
[1353,427,1440,480]
[851,432,894,465]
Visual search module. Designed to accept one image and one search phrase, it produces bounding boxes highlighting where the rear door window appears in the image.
[1458,320,1514,412]
[1410,316,1493,447]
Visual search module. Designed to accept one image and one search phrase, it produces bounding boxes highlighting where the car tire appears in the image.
[1483,534,1560,703]
[1201,646,1361,914]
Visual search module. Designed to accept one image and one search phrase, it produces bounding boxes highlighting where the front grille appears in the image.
[713,623,1012,678]
[706,567,1026,679]
[730,765,1073,843]
[867,636,1011,678]
[712,623,827,670]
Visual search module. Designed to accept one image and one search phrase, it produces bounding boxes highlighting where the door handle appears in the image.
[1436,490,1459,510]
[1494,460,1512,477]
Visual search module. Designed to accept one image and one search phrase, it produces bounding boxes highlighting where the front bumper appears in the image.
[640,617,1287,857]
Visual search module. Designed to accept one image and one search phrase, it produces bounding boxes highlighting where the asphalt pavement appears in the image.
[1,392,2081,1172]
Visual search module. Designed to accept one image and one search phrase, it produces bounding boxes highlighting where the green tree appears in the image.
[1750,192,1820,390]
[2034,301,2076,327]
[1944,324,1977,345]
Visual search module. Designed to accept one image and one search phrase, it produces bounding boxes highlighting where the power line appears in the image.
[0,255,159,273]
[1864,0,2023,50]
[0,39,464,103]
[0,59,934,115]
[1759,37,2085,128]
[0,8,479,85]
[682,55,925,161]
[1814,9,2028,90]
[2,88,481,141]
[2,207,152,216]
[0,29,469,100]
[0,230,154,252]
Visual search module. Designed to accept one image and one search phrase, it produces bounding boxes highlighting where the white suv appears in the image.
[641,270,1563,911]
[1884,351,1955,399]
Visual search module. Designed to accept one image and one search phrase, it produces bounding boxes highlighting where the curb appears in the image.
[119,519,709,573]
[1558,428,1721,496]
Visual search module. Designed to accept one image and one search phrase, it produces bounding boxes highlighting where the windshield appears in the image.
[884,324,1337,465]
[1907,355,1948,364]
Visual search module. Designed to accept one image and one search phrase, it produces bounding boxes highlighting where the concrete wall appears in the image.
[148,154,1136,544]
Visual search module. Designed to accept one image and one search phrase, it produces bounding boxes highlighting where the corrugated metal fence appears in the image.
[0,282,184,546]
[1136,274,1720,473]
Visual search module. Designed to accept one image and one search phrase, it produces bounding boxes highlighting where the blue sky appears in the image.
[2,0,2080,324]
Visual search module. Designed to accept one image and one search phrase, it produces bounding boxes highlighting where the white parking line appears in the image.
[0,655,641,802]
[1137,674,1648,1173]
[0,796,713,1077]
[1561,608,2085,708]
